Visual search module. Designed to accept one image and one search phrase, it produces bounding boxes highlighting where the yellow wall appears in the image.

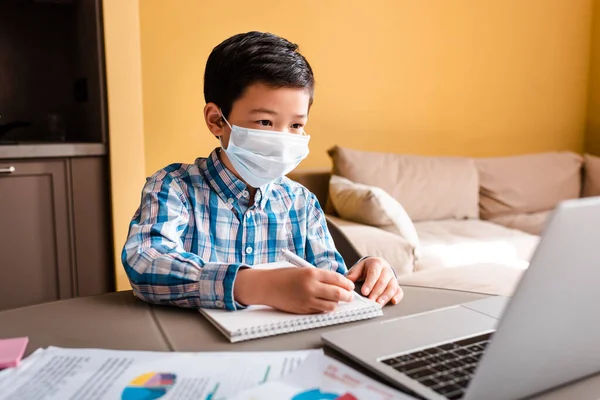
[139,0,593,173]
[587,0,600,155]
[103,0,145,291]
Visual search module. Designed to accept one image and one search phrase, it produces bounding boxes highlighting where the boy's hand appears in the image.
[346,257,403,306]
[235,268,355,314]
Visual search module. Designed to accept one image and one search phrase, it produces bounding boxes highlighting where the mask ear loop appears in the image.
[218,109,233,150]
[220,110,233,130]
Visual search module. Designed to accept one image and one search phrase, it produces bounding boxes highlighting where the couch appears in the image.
[289,148,600,296]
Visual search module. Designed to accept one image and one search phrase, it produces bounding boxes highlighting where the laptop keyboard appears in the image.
[380,332,493,400]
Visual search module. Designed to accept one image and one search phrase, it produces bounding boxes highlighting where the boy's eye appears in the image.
[257,120,272,127]
[291,123,303,129]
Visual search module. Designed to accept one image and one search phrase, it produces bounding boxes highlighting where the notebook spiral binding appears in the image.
[231,305,383,342]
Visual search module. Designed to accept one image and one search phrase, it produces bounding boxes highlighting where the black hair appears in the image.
[204,31,314,118]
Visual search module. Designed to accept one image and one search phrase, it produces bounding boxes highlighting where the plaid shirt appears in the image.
[122,149,347,311]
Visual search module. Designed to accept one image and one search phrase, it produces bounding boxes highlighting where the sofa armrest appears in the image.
[325,215,415,276]
[288,168,331,206]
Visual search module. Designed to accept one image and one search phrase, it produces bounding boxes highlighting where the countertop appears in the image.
[0,142,107,159]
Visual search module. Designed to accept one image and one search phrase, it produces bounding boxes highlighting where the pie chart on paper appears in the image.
[121,372,176,400]
[292,389,359,400]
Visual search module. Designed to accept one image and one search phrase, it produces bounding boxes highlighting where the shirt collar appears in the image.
[198,149,272,209]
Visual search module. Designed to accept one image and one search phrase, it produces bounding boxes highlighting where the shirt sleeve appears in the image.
[121,175,246,310]
[303,192,348,274]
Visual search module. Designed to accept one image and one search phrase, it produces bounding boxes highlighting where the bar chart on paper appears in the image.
[0,347,317,400]
[118,354,309,400]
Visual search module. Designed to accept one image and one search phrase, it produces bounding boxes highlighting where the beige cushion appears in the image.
[328,146,479,222]
[477,152,583,220]
[487,211,550,235]
[583,154,600,197]
[326,216,414,275]
[414,219,539,271]
[398,263,524,296]
[328,176,420,255]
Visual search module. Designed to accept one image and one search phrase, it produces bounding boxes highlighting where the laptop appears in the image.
[322,197,600,400]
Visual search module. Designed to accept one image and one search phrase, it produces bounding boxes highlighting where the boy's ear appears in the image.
[204,103,226,138]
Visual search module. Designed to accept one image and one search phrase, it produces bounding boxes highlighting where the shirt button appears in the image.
[245,246,253,254]
[242,190,249,198]
[227,198,234,204]
[215,300,224,308]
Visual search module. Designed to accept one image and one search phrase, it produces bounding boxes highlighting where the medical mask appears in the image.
[219,114,310,188]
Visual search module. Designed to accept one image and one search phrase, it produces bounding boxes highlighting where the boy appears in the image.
[122,31,403,314]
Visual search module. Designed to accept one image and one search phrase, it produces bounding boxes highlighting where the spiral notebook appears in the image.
[200,292,383,343]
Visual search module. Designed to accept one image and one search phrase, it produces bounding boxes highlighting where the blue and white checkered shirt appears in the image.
[122,149,347,311]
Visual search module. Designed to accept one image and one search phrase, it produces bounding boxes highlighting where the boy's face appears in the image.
[204,82,311,149]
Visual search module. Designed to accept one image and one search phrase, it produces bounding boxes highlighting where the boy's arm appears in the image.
[122,175,246,310]
[303,192,348,274]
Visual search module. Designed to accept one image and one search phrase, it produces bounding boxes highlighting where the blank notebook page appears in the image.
[200,292,383,343]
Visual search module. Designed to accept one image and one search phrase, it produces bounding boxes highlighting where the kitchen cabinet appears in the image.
[0,156,112,311]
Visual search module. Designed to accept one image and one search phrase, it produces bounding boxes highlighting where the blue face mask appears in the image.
[220,114,310,188]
